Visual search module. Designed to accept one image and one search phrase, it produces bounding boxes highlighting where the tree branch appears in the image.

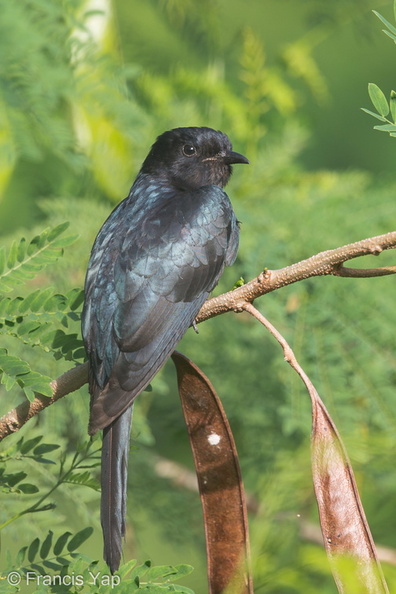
[196,231,396,323]
[0,231,395,442]
[0,363,88,441]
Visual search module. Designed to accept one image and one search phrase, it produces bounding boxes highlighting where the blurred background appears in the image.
[1,0,396,592]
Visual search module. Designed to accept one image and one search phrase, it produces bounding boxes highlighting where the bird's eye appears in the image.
[182,144,196,157]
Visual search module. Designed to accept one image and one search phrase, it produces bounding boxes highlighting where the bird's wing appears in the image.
[83,184,238,431]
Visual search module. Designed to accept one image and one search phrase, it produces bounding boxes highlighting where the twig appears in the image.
[0,363,88,441]
[242,303,389,592]
[241,302,318,402]
[0,231,395,441]
[196,231,396,323]
[334,265,396,278]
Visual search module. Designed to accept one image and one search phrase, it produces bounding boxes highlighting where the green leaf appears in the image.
[17,237,26,263]
[40,531,53,559]
[5,471,27,487]
[29,563,45,575]
[72,347,87,361]
[67,289,85,311]
[138,586,193,593]
[118,559,138,578]
[2,373,16,391]
[33,443,60,456]
[7,240,18,269]
[18,483,39,494]
[64,471,100,491]
[53,532,72,556]
[128,560,152,582]
[32,457,57,465]
[0,350,30,377]
[382,28,396,42]
[373,10,396,38]
[0,223,76,294]
[46,222,70,242]
[145,565,192,581]
[42,293,67,313]
[374,123,396,132]
[232,276,246,289]
[66,527,93,552]
[16,320,42,336]
[0,296,10,317]
[29,287,54,313]
[16,546,28,566]
[19,371,53,399]
[360,107,388,122]
[22,387,36,402]
[19,435,43,454]
[42,560,65,571]
[171,564,194,578]
[27,537,40,563]
[51,233,79,249]
[368,83,389,116]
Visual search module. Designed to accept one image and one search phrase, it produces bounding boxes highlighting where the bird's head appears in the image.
[141,127,249,190]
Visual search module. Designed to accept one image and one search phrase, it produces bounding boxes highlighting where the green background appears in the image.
[1,1,396,592]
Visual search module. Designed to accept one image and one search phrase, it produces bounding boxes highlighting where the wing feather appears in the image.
[82,177,239,431]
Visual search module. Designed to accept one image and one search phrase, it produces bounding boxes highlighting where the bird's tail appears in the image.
[101,404,133,574]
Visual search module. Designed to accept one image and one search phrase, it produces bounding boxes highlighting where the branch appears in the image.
[0,231,395,441]
[0,363,88,441]
[196,231,396,323]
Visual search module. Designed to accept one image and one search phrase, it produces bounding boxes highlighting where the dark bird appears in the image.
[81,126,248,573]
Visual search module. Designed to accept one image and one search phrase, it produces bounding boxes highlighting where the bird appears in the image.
[81,126,249,573]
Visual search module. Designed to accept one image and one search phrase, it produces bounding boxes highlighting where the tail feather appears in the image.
[101,405,133,574]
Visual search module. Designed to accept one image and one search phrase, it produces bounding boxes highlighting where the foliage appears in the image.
[0,223,76,293]
[0,431,194,592]
[0,224,84,401]
[363,2,396,136]
[0,216,192,590]
[1,0,396,593]
[1,532,194,593]
[0,435,100,531]
[0,0,144,232]
[363,82,396,135]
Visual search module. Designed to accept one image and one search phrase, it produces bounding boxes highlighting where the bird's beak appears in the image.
[223,150,249,165]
